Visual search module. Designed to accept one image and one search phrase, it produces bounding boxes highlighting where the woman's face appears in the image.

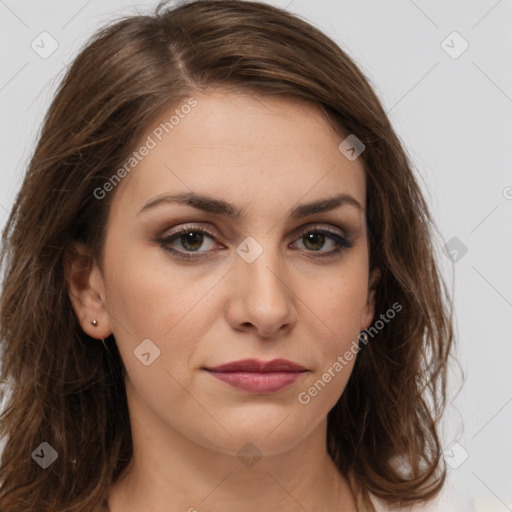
[79,91,377,457]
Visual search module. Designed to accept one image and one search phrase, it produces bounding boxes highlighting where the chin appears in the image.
[193,415,315,459]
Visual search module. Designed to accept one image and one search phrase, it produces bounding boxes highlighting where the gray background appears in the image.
[1,1,511,510]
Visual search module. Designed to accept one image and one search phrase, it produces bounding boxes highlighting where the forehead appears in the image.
[109,91,366,220]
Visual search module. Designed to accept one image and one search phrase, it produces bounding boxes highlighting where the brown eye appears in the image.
[157,224,351,261]
[302,232,328,251]
[157,225,219,260]
[290,227,351,258]
[177,231,208,251]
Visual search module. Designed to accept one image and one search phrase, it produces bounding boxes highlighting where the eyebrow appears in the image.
[137,191,363,219]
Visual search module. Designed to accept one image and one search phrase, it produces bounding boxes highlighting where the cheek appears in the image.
[294,267,368,403]
[305,269,369,336]
[102,250,195,377]
[105,244,197,335]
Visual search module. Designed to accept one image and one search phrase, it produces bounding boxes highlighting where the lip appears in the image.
[204,358,308,393]
[206,358,307,373]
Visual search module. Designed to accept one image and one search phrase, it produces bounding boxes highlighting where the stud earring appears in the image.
[91,320,98,327]
[359,332,369,343]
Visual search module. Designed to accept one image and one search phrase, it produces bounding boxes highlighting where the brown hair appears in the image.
[0,1,454,510]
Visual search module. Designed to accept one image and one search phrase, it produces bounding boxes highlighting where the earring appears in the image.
[359,332,368,343]
[89,320,110,351]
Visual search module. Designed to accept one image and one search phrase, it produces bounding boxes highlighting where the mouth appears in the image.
[204,358,309,393]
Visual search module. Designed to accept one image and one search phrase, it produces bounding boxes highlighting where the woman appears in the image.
[0,1,454,510]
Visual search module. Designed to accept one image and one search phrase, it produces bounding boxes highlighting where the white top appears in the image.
[370,480,468,511]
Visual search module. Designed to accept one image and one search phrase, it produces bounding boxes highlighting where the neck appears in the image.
[107,380,358,512]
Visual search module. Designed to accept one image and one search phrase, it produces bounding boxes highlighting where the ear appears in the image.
[64,242,112,340]
[360,267,381,331]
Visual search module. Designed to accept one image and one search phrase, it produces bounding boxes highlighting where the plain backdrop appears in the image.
[1,1,511,510]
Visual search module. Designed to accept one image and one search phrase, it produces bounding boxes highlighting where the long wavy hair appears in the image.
[0,1,454,510]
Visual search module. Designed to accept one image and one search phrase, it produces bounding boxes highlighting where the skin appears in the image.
[66,91,379,512]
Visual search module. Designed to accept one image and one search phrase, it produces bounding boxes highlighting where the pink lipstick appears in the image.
[204,358,308,393]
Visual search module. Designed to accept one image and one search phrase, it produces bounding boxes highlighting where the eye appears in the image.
[157,225,219,260]
[290,227,352,258]
[156,224,352,261]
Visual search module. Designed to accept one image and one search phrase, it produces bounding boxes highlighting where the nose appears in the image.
[224,240,297,339]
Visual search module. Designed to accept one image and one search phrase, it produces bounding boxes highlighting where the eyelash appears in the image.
[156,224,352,261]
